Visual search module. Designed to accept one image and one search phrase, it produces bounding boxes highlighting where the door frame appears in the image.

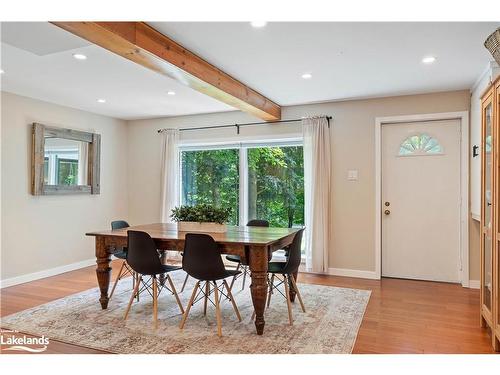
[374,111,469,286]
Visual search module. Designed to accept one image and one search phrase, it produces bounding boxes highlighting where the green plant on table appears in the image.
[170,204,232,224]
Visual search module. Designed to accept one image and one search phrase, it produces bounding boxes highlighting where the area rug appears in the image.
[1,272,370,354]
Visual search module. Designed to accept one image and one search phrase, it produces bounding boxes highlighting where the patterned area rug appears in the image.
[1,271,370,354]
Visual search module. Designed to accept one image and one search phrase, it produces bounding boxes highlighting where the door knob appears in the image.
[384,209,390,215]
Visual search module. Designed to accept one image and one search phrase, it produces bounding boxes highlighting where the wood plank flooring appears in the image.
[0,261,496,354]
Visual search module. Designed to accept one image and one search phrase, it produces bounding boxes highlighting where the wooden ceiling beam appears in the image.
[51,22,281,121]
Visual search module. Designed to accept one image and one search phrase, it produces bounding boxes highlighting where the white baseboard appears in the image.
[468,280,480,289]
[327,267,379,280]
[0,258,96,289]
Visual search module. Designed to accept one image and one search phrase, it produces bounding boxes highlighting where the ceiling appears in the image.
[0,22,234,120]
[1,22,498,120]
[149,22,498,104]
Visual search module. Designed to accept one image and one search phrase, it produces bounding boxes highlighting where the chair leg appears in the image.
[124,275,142,320]
[131,270,135,297]
[109,261,126,299]
[179,281,199,329]
[223,279,242,322]
[203,281,210,316]
[213,281,222,337]
[283,274,293,326]
[152,276,158,329]
[134,272,140,302]
[180,273,189,293]
[166,274,185,314]
[289,273,306,313]
[229,262,241,291]
[241,265,248,290]
[267,274,275,308]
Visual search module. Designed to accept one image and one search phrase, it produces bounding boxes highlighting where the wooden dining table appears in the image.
[86,223,300,335]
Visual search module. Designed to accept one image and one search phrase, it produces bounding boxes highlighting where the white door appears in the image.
[381,119,461,282]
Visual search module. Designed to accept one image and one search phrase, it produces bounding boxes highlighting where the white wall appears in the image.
[1,92,129,283]
[127,90,470,274]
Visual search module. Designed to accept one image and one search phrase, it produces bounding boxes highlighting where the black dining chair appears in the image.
[253,229,305,325]
[109,220,136,300]
[179,233,242,337]
[227,219,269,291]
[124,230,184,329]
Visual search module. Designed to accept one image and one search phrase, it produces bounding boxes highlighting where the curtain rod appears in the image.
[157,116,332,134]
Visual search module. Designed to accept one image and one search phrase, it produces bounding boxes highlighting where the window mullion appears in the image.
[239,146,248,226]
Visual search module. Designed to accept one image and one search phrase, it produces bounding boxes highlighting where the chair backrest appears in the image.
[182,233,227,281]
[111,220,130,230]
[247,219,269,227]
[127,230,163,275]
[281,229,305,274]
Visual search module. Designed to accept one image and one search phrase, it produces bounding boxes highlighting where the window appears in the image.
[181,148,240,225]
[398,133,443,156]
[180,141,304,229]
[57,158,79,185]
[247,146,304,228]
[44,151,79,185]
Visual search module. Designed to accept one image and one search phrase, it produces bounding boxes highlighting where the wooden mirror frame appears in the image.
[31,123,101,195]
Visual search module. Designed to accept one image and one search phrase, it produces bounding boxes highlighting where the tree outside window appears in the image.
[180,144,304,229]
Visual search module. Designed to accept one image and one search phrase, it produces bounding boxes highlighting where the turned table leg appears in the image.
[288,270,298,302]
[249,245,269,335]
[95,236,112,309]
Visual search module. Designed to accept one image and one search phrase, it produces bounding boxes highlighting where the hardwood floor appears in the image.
[0,261,496,354]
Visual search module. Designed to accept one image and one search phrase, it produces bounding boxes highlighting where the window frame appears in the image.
[178,138,303,227]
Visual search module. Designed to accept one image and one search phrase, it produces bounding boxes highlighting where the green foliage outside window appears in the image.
[180,145,304,229]
[57,158,79,185]
[181,149,239,225]
[248,146,304,228]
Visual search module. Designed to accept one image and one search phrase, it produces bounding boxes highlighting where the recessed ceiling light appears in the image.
[422,56,436,64]
[0,69,4,74]
[73,53,87,60]
[250,21,267,28]
[167,91,176,96]
[301,73,312,79]
[97,99,106,103]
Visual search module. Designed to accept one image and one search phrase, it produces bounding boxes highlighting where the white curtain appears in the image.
[160,129,180,223]
[302,116,332,273]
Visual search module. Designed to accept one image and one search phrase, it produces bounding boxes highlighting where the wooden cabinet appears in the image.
[481,76,500,351]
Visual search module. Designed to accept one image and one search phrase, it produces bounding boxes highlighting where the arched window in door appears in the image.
[398,133,443,156]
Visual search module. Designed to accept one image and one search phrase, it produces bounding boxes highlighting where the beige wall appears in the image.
[127,90,471,275]
[0,89,473,283]
[1,92,129,281]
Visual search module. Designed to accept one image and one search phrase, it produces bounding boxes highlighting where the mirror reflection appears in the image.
[43,137,89,186]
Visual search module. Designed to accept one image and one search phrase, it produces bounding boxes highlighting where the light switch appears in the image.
[347,170,358,181]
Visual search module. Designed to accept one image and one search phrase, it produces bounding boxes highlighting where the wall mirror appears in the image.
[31,123,101,195]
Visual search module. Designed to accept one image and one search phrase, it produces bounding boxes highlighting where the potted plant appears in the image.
[170,204,231,233]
